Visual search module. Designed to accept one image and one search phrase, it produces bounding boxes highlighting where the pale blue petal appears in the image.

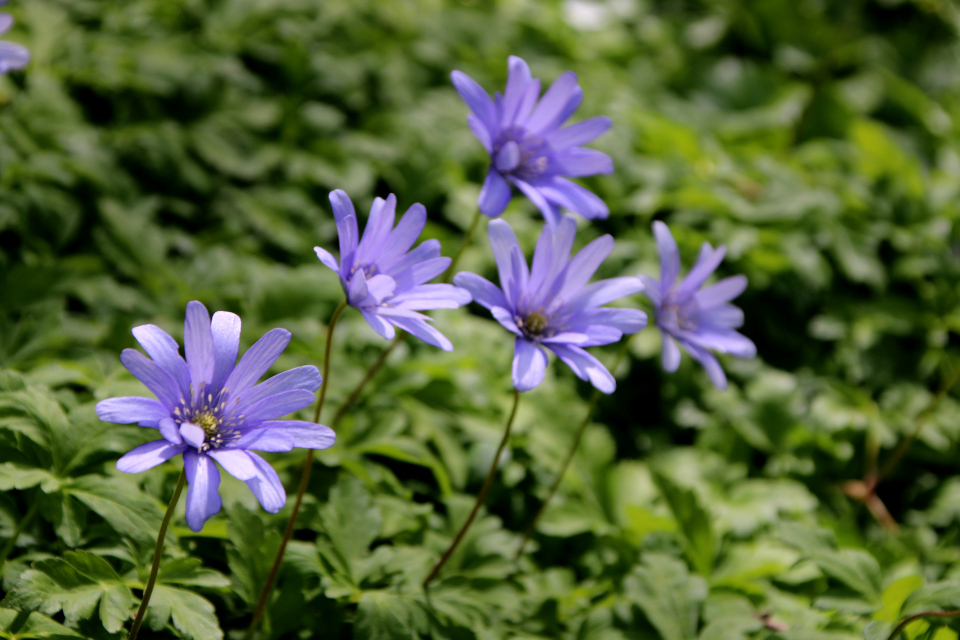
[256,421,336,450]
[696,275,747,309]
[361,310,396,340]
[678,243,726,296]
[551,149,614,177]
[378,203,427,270]
[159,418,183,445]
[210,311,241,393]
[526,71,580,134]
[116,441,185,474]
[235,389,317,425]
[495,141,521,172]
[245,453,286,513]
[208,448,258,481]
[184,301,214,391]
[179,422,205,449]
[491,306,523,336]
[119,349,183,410]
[131,324,190,399]
[96,396,168,428]
[451,70,497,134]
[662,335,681,372]
[479,168,512,217]
[547,343,616,393]
[538,177,609,219]
[545,116,612,150]
[356,194,397,267]
[223,328,292,397]
[184,451,222,532]
[513,178,562,226]
[512,338,548,392]
[329,190,359,269]
[314,246,340,273]
[653,221,680,288]
[453,272,508,311]
[232,365,321,409]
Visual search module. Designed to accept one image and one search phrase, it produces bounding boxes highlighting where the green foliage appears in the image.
[1,0,959,638]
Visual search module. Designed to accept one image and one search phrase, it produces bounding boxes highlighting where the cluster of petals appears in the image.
[96,302,335,531]
[452,56,613,226]
[315,190,471,351]
[640,221,756,389]
[0,1,28,73]
[455,216,647,393]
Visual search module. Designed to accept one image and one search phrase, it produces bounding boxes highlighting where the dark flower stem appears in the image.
[515,338,633,559]
[886,609,960,640]
[327,208,483,428]
[246,299,347,640]
[424,389,521,587]
[128,468,186,640]
[0,498,39,570]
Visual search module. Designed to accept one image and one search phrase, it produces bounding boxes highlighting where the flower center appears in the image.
[494,129,550,180]
[193,411,220,437]
[663,301,699,331]
[172,394,240,451]
[518,311,550,340]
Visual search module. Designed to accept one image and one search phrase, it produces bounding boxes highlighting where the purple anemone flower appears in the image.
[315,189,471,351]
[640,221,756,390]
[0,3,28,74]
[454,216,646,393]
[451,56,613,226]
[96,302,335,532]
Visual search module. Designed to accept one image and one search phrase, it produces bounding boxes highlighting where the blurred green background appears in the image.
[1,0,960,638]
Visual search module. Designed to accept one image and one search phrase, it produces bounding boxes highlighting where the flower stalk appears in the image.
[247,299,347,639]
[424,389,521,587]
[128,468,186,640]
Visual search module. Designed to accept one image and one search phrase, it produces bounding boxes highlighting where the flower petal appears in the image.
[131,324,190,399]
[653,221,680,289]
[233,428,296,452]
[329,190,360,269]
[558,234,614,297]
[527,70,581,135]
[180,422,206,449]
[453,272,508,311]
[488,219,523,305]
[467,114,493,152]
[210,311,241,393]
[207,448,258,481]
[119,349,183,410]
[638,275,662,306]
[116,440,185,474]
[184,301,214,391]
[703,304,744,328]
[572,308,648,334]
[696,275,747,309]
[513,178,562,226]
[391,283,471,310]
[501,56,533,128]
[491,306,523,336]
[159,418,183,445]
[512,338,548,392]
[250,421,336,450]
[184,450,222,532]
[235,389,317,425]
[529,215,576,297]
[678,242,726,296]
[0,41,28,72]
[451,70,497,134]
[223,328,292,397]
[232,365,322,409]
[356,194,397,267]
[245,453,286,513]
[495,141,521,172]
[546,343,616,394]
[538,177,609,219]
[378,203,427,270]
[381,314,453,351]
[96,397,168,427]
[551,149,614,177]
[348,270,369,306]
[685,328,756,359]
[314,246,340,273]
[662,335,682,372]
[479,168,512,217]
[685,343,728,390]
[567,277,644,311]
[361,310,397,340]
[546,116,612,150]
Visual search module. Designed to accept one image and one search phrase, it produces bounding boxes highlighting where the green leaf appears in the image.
[144,585,223,640]
[318,476,382,584]
[811,549,883,604]
[156,557,230,589]
[354,590,426,640]
[651,468,715,576]
[225,504,281,606]
[875,575,925,623]
[902,582,960,617]
[0,464,58,492]
[623,554,707,640]
[4,550,133,633]
[0,608,84,638]
[64,475,162,547]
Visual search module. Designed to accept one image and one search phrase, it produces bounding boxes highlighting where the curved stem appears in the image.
[886,609,960,640]
[0,498,39,570]
[514,338,633,559]
[246,299,347,640]
[424,389,521,587]
[128,468,186,640]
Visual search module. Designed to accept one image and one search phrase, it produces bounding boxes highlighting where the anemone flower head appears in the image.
[451,56,613,226]
[454,216,646,393]
[0,2,28,74]
[96,302,335,532]
[640,221,756,390]
[314,189,472,351]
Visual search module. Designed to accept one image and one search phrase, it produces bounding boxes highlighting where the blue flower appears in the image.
[96,302,335,532]
[0,4,28,74]
[315,190,471,351]
[640,221,756,390]
[451,56,613,226]
[454,216,646,393]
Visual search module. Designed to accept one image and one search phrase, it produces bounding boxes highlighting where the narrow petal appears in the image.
[314,246,340,273]
[526,71,580,134]
[467,114,493,152]
[558,234,614,298]
[378,203,428,270]
[232,366,322,409]
[567,277,644,311]
[479,168,512,217]
[703,304,744,328]
[183,451,222,532]
[545,116,612,150]
[538,177,609,219]
[180,422,206,449]
[544,326,621,347]
[159,418,183,445]
[356,194,397,267]
[501,56,533,128]
[662,335,682,372]
[235,389,317,425]
[210,311,241,393]
[512,338,548,392]
[257,421,336,449]
[245,453,286,513]
[223,328,292,397]
[361,310,397,340]
[547,343,616,394]
[495,141,521,172]
[678,243,726,296]
[686,343,728,390]
[96,397,168,428]
[638,275,662,306]
[513,178,562,226]
[514,79,541,126]
[116,441,185,474]
[383,314,453,351]
[488,219,523,304]
[392,257,449,291]
[233,428,296,452]
[532,215,577,296]
[696,275,747,309]
[131,325,190,399]
[348,270,369,305]
[508,245,530,304]
[653,221,680,288]
[384,239,441,282]
[365,274,396,302]
[451,70,497,134]
[0,15,12,34]
[119,349,183,410]
[491,306,523,336]
[551,149,614,177]
[0,42,28,72]
[685,328,756,359]
[391,283,471,310]
[329,190,360,269]
[184,301,214,391]
[453,272,509,311]
[207,448,258,481]
[572,308,648,334]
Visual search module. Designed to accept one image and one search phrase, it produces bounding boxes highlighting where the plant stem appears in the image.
[886,609,960,640]
[424,389,521,587]
[515,338,633,559]
[0,498,39,570]
[327,207,482,428]
[128,468,186,640]
[246,299,347,640]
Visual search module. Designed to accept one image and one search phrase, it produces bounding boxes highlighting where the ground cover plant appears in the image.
[1,0,960,639]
